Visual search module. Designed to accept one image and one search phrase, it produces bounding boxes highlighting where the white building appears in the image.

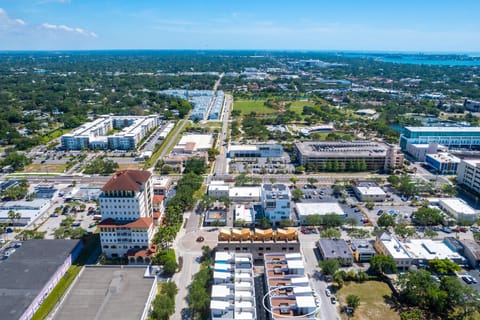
[210,252,256,320]
[229,187,261,203]
[227,144,283,158]
[261,184,291,225]
[234,205,254,225]
[0,199,51,226]
[353,182,386,202]
[208,182,230,199]
[405,142,444,161]
[295,202,345,225]
[375,233,413,270]
[98,170,156,259]
[438,198,477,222]
[61,115,160,150]
[375,232,466,270]
[457,159,480,195]
[173,134,214,153]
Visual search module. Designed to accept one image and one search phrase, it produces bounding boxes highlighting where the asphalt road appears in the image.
[299,232,341,320]
[213,94,232,176]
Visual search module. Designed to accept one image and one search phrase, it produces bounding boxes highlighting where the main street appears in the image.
[171,209,218,320]
[213,93,233,175]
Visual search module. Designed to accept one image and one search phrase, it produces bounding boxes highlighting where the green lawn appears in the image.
[336,281,400,320]
[289,100,315,115]
[24,163,68,173]
[234,99,276,115]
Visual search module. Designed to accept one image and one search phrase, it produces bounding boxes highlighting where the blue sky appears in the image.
[0,0,479,51]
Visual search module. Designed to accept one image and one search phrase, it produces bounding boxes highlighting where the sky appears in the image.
[0,0,480,52]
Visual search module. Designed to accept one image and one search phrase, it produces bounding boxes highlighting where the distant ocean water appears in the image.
[378,56,480,66]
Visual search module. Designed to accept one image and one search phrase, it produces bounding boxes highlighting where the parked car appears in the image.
[330,296,337,304]
[50,213,59,218]
[462,275,473,284]
[325,288,331,297]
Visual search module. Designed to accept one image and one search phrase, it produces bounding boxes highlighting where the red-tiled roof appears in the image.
[126,248,156,257]
[101,170,151,192]
[153,195,164,204]
[98,217,153,229]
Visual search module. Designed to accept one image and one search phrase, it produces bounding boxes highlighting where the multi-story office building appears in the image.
[264,253,317,320]
[294,141,389,171]
[61,115,160,150]
[98,170,156,259]
[210,252,256,320]
[400,126,480,151]
[425,152,460,174]
[457,159,480,195]
[261,184,291,224]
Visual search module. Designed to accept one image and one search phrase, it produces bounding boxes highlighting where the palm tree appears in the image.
[289,177,298,187]
[8,210,21,226]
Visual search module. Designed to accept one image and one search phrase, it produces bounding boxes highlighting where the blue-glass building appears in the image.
[400,126,480,150]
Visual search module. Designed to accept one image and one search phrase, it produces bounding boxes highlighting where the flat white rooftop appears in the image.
[229,187,261,199]
[287,260,305,269]
[405,126,480,133]
[295,202,345,216]
[290,276,309,285]
[215,251,233,261]
[355,186,386,196]
[462,159,480,167]
[404,239,464,260]
[177,134,213,150]
[379,233,411,259]
[426,152,461,163]
[296,295,316,308]
[439,198,477,215]
[212,285,231,298]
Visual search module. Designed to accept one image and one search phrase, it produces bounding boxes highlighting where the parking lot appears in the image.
[230,156,294,175]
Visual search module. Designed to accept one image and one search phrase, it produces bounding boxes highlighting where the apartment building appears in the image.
[98,170,156,260]
[457,159,480,195]
[61,115,160,150]
[261,184,292,224]
[264,253,317,320]
[210,252,256,320]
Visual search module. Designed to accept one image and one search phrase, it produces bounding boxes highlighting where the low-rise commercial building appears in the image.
[375,232,466,270]
[350,240,376,262]
[405,142,443,161]
[210,252,256,320]
[228,144,283,158]
[0,240,83,320]
[438,198,477,222]
[295,202,345,225]
[460,239,480,268]
[152,176,171,196]
[317,239,354,266]
[173,134,214,153]
[352,181,386,202]
[425,152,461,174]
[0,199,51,226]
[295,140,389,171]
[234,204,254,226]
[229,187,261,203]
[208,182,230,199]
[53,266,157,320]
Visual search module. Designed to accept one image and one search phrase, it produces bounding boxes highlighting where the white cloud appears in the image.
[0,8,28,27]
[41,22,97,37]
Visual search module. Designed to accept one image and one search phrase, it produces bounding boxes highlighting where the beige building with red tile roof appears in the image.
[98,170,157,259]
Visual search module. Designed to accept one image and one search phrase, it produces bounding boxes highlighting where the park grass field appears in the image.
[24,163,67,173]
[234,99,276,115]
[117,162,144,170]
[289,99,315,115]
[336,281,400,320]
